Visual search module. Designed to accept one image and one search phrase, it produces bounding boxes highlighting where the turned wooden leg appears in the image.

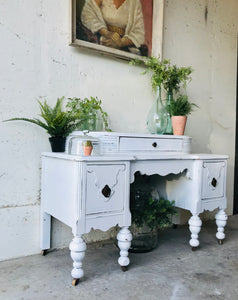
[188,214,202,250]
[69,235,86,286]
[117,226,132,271]
[215,209,227,245]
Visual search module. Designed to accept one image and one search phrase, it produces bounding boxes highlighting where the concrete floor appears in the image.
[0,215,238,300]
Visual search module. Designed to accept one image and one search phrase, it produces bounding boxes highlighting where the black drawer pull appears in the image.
[211,178,217,187]
[152,142,157,148]
[102,185,111,198]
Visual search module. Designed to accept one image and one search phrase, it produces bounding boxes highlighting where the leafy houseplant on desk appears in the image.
[130,56,193,135]
[163,64,193,134]
[4,97,79,152]
[170,94,198,135]
[130,56,169,134]
[4,96,110,152]
[67,96,110,132]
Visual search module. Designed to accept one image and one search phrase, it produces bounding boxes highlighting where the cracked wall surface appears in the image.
[0,0,238,261]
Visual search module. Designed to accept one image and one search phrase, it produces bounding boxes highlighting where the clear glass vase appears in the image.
[129,223,158,253]
[146,86,168,134]
[164,90,173,135]
[76,110,104,131]
[129,178,159,253]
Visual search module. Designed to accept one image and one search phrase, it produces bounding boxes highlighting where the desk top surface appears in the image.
[42,152,228,162]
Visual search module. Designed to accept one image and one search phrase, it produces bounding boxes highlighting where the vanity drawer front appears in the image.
[119,137,182,151]
[201,161,226,200]
[85,163,126,215]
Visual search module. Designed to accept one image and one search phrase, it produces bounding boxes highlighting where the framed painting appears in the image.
[70,0,164,60]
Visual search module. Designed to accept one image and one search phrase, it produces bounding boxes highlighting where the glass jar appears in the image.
[130,223,158,253]
[129,175,158,253]
[76,110,104,131]
[67,131,101,156]
[164,90,173,135]
[146,86,168,134]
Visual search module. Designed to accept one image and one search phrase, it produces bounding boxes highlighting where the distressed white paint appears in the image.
[40,134,228,283]
[0,0,237,261]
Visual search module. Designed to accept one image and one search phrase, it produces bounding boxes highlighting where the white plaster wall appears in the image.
[0,0,237,261]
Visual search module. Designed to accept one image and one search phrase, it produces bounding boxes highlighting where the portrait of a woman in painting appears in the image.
[75,0,153,57]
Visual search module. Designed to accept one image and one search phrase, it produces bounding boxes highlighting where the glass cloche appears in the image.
[67,131,101,156]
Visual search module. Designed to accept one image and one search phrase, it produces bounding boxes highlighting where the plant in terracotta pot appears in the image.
[82,140,93,156]
[170,94,198,135]
[130,56,193,135]
[162,64,193,134]
[4,97,79,152]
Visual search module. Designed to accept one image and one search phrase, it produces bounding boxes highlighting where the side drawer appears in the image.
[85,163,126,215]
[201,161,226,200]
[119,137,183,151]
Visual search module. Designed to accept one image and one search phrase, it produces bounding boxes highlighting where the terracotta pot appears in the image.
[171,116,187,135]
[83,146,93,156]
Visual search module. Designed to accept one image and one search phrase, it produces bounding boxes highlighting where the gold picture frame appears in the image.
[69,0,164,60]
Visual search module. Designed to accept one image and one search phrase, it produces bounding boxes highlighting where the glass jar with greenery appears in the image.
[129,173,177,252]
[66,96,110,131]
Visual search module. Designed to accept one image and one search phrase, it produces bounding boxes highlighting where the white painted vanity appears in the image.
[40,132,228,285]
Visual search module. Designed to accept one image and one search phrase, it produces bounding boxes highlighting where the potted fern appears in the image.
[170,94,198,135]
[4,97,78,152]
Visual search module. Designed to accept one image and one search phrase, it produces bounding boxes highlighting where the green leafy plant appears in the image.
[4,97,78,137]
[163,64,193,93]
[83,140,93,147]
[130,195,177,230]
[130,56,193,93]
[170,94,198,116]
[66,96,110,131]
[130,56,170,91]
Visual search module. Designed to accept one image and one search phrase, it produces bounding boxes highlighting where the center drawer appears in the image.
[119,137,183,152]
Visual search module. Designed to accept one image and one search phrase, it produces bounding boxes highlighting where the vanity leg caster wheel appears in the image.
[41,250,47,256]
[72,278,80,286]
[218,239,223,245]
[121,266,128,272]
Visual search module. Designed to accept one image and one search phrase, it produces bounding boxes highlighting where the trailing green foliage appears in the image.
[130,56,193,92]
[170,94,198,116]
[130,56,170,91]
[4,97,78,137]
[163,65,193,92]
[130,196,177,230]
[66,96,110,131]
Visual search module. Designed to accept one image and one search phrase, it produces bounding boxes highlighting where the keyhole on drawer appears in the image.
[211,178,217,187]
[152,142,157,148]
[102,185,111,198]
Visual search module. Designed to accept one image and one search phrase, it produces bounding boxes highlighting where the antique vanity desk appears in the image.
[40,132,228,285]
